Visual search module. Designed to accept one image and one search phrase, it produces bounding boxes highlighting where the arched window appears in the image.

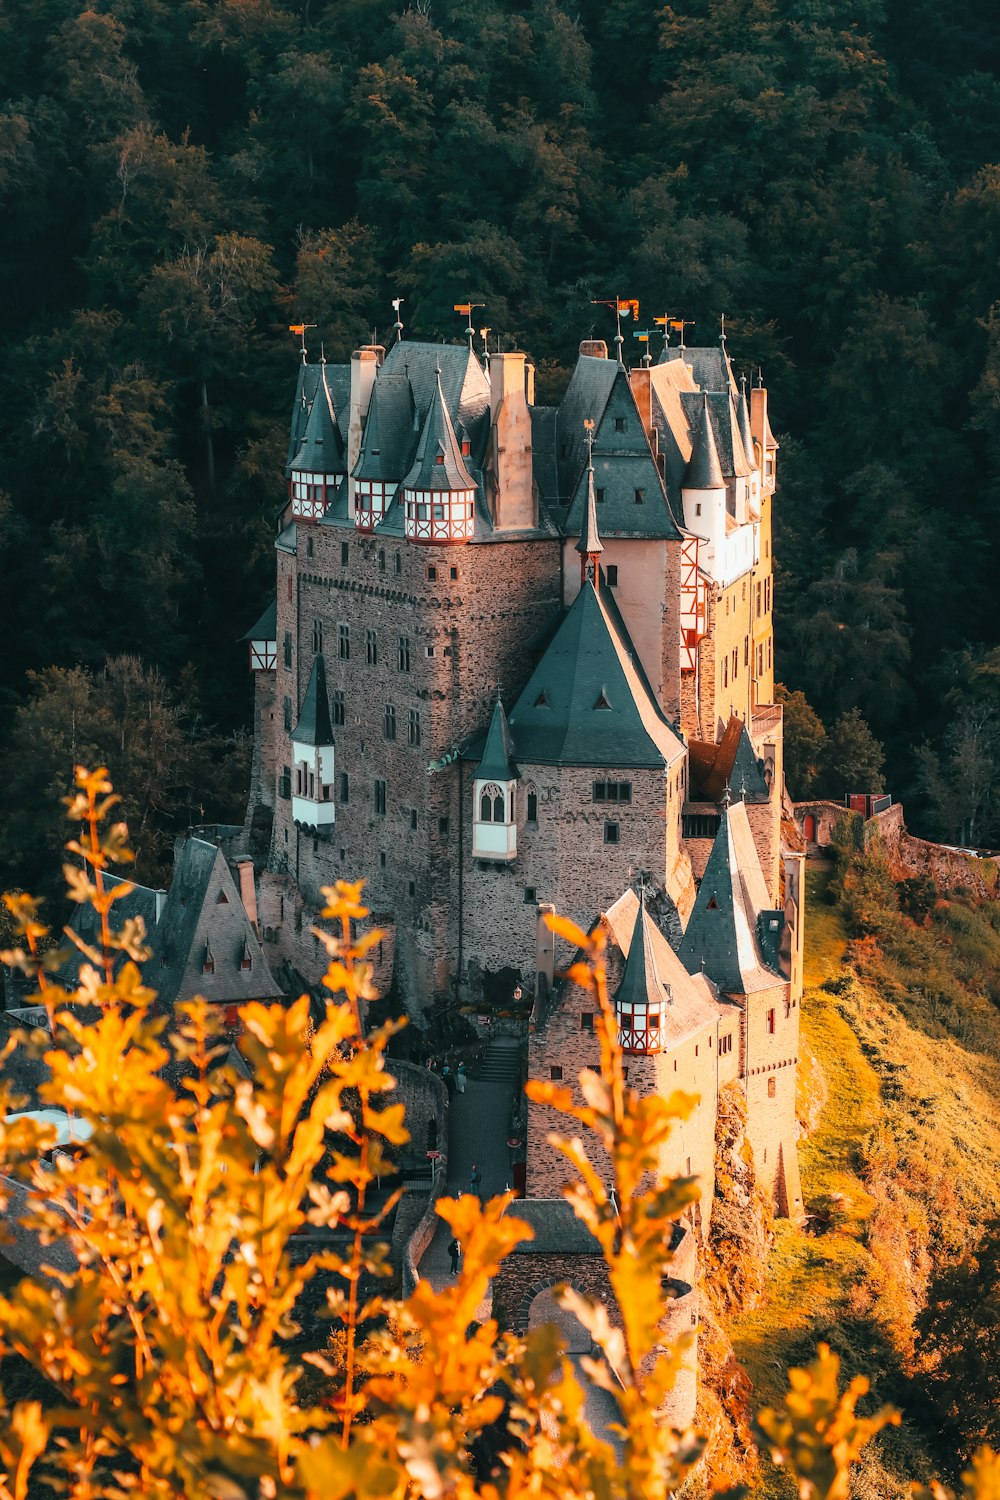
[479,782,504,822]
[526,784,538,822]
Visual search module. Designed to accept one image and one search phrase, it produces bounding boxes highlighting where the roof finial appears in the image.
[757,366,764,388]
[577,418,604,583]
[453,300,484,352]
[721,782,732,809]
[720,313,727,352]
[591,297,637,369]
[392,296,404,344]
[320,341,327,366]
[288,321,316,364]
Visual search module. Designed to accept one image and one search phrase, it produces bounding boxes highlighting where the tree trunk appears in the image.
[201,378,216,497]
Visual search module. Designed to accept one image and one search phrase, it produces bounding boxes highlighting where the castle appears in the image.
[239,322,806,1413]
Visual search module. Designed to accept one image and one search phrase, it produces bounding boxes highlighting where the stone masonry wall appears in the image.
[462,765,679,991]
[263,519,561,1004]
[740,978,802,1218]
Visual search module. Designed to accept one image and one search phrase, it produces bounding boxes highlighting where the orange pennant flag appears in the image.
[453,303,472,316]
[288,323,306,335]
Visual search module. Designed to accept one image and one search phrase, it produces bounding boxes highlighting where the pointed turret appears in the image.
[678,801,776,995]
[289,367,346,521]
[291,656,336,831]
[683,394,725,491]
[615,892,671,1053]
[477,698,519,783]
[736,374,756,469]
[402,370,478,543]
[575,456,604,583]
[473,698,520,862]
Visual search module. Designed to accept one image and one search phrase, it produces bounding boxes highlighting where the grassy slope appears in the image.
[728,866,1000,1493]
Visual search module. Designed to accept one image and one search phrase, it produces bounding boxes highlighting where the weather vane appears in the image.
[453,301,485,351]
[391,297,404,343]
[592,297,639,366]
[287,322,317,362]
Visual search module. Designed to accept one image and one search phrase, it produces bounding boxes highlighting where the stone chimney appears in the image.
[628,366,656,446]
[347,347,380,519]
[749,383,768,457]
[235,858,260,936]
[579,339,608,359]
[488,352,535,531]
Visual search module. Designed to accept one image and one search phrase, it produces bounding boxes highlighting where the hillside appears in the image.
[722,862,1000,1494]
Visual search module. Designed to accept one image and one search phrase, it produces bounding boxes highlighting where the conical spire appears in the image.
[615,892,668,1014]
[477,697,519,782]
[575,454,604,577]
[292,656,334,746]
[290,367,346,475]
[683,393,725,490]
[402,369,475,492]
[736,374,756,467]
[677,802,774,994]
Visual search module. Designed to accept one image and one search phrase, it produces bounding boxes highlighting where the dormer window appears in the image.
[435,453,444,465]
[461,439,471,456]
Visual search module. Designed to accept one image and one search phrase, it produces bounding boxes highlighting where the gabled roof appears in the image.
[241,598,276,643]
[562,366,681,540]
[689,716,769,804]
[555,354,619,504]
[678,802,781,996]
[58,873,162,992]
[290,366,346,475]
[604,889,722,1046]
[150,839,283,1008]
[505,581,685,768]
[352,371,415,483]
[683,394,725,490]
[476,698,519,782]
[379,340,490,432]
[293,655,334,746]
[660,344,737,395]
[402,370,476,492]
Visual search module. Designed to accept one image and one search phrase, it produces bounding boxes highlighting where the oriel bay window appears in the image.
[472,777,517,862]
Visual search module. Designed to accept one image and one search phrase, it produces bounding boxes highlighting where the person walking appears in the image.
[442,1064,454,1098]
[448,1236,461,1275]
[470,1163,482,1201]
[456,1061,467,1094]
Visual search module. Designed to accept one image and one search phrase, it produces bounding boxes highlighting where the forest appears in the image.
[1,0,1000,889]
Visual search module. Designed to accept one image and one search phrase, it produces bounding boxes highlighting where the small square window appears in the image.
[606,564,618,587]
[408,880,416,897]
[378,548,386,573]
[550,1065,563,1080]
[767,1008,776,1034]
[339,772,349,803]
[581,1013,594,1031]
[604,821,620,844]
[438,815,450,836]
[596,488,606,504]
[374,779,387,816]
[614,416,625,432]
[634,488,644,504]
[524,886,536,903]
[768,1076,776,1097]
[306,534,314,556]
[426,645,435,657]
[427,565,437,581]
[410,808,418,831]
[395,552,402,574]
[379,850,387,868]
[450,565,458,580]
[332,690,345,726]
[341,541,349,566]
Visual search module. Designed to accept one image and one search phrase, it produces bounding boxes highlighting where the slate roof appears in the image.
[293,655,335,746]
[736,376,756,466]
[380,340,490,433]
[561,364,681,540]
[286,362,321,475]
[689,716,770,804]
[241,598,276,642]
[352,372,415,483]
[402,370,476,492]
[507,1198,601,1254]
[555,354,618,504]
[683,394,725,490]
[503,581,685,768]
[604,889,722,1046]
[58,873,162,991]
[684,390,754,480]
[476,698,519,782]
[290,366,346,475]
[575,459,604,558]
[149,839,283,1008]
[678,802,782,996]
[659,344,737,394]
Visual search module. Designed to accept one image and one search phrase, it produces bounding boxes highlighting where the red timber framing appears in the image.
[679,535,706,672]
